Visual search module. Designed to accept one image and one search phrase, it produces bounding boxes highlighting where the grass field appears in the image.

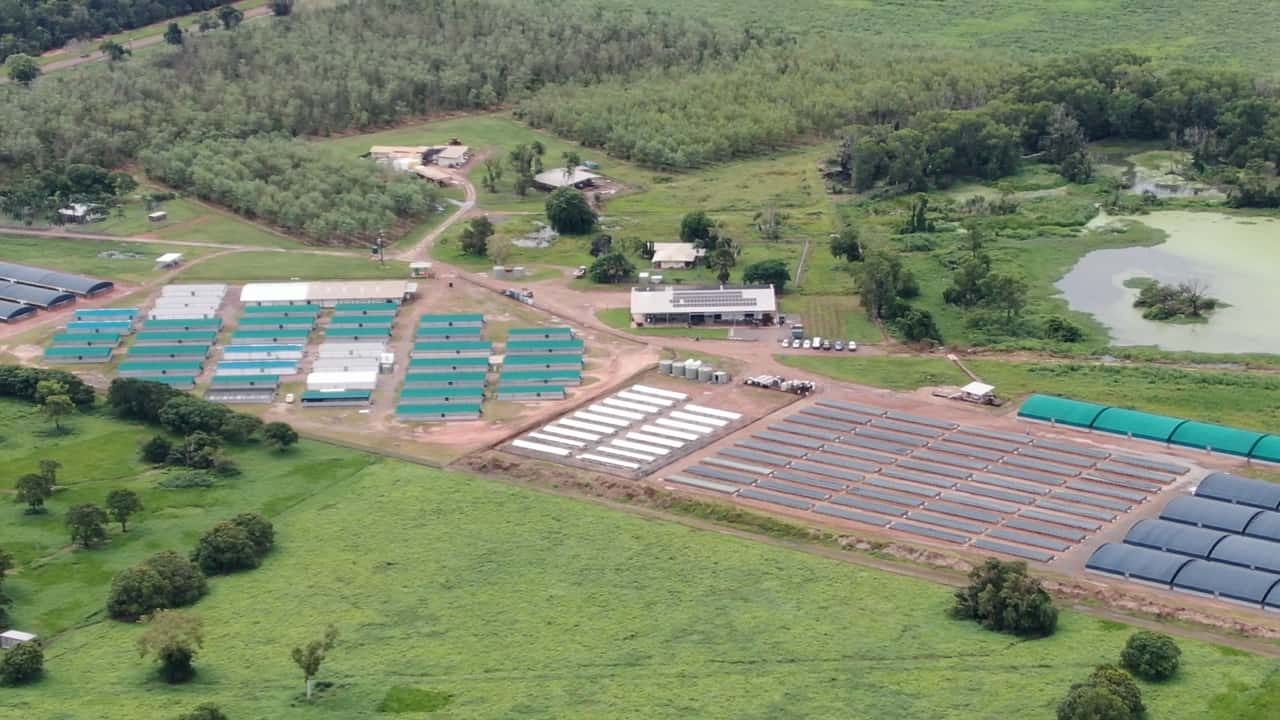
[777,296,882,343]
[175,251,409,282]
[3,399,1278,719]
[777,355,1280,432]
[0,235,215,284]
[93,195,310,250]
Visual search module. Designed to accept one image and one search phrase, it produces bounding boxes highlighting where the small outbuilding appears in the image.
[533,166,599,191]
[961,381,996,403]
[650,243,702,270]
[57,203,105,224]
[155,252,184,269]
[148,211,169,223]
[0,630,38,649]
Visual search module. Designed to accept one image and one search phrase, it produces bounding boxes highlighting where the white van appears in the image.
[811,336,822,350]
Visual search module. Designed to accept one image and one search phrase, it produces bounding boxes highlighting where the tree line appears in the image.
[0,1,226,63]
[0,0,754,242]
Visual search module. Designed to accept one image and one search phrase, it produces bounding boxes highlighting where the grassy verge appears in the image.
[777,354,970,391]
[596,307,729,339]
[3,399,1276,719]
[778,295,882,343]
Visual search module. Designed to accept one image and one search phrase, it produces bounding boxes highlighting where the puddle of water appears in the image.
[1057,211,1280,354]
[513,225,558,248]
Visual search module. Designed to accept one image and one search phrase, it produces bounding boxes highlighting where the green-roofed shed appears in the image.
[418,313,484,328]
[400,387,485,400]
[416,325,483,339]
[134,330,218,345]
[1018,394,1109,428]
[409,356,490,370]
[396,403,482,420]
[495,386,566,401]
[44,346,113,363]
[51,332,122,347]
[128,344,211,358]
[325,326,391,340]
[334,302,399,315]
[1169,421,1267,457]
[505,338,585,355]
[329,316,396,329]
[238,315,317,327]
[118,360,204,377]
[499,369,581,386]
[212,375,281,388]
[403,372,488,388]
[1250,436,1280,464]
[232,329,312,343]
[300,390,372,406]
[411,341,493,359]
[243,304,321,315]
[508,326,574,339]
[501,354,584,370]
[1092,407,1185,442]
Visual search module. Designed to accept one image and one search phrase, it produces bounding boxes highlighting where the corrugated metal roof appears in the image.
[1196,472,1280,511]
[506,339,584,350]
[1170,422,1266,457]
[396,403,482,414]
[1092,407,1186,442]
[301,390,372,401]
[1085,543,1192,584]
[0,261,112,295]
[414,341,493,351]
[1018,394,1109,428]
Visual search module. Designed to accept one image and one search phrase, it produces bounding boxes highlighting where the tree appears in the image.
[1120,631,1181,681]
[680,211,716,247]
[142,435,174,463]
[219,413,263,444]
[191,522,260,574]
[164,22,185,46]
[481,159,504,193]
[139,611,204,683]
[159,395,232,436]
[707,247,737,284]
[588,252,635,284]
[100,40,132,64]
[4,54,40,86]
[197,13,219,33]
[270,0,295,16]
[943,254,992,308]
[38,458,61,484]
[830,226,863,263]
[146,551,209,608]
[1087,665,1145,719]
[1044,105,1093,183]
[588,234,613,257]
[218,5,245,30]
[562,151,581,178]
[106,489,143,532]
[166,432,224,470]
[177,703,229,720]
[40,391,75,432]
[895,308,941,343]
[545,188,596,234]
[981,273,1029,324]
[742,259,791,292]
[291,625,339,701]
[901,194,934,233]
[0,639,43,686]
[858,248,908,320]
[950,558,1057,637]
[15,473,53,514]
[459,216,494,256]
[0,546,12,627]
[67,504,109,548]
[262,422,299,451]
[232,513,275,557]
[488,236,514,267]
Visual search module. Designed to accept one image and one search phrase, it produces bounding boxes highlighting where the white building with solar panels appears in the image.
[630,284,777,326]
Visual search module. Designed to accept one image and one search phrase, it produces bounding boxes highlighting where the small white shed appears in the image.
[155,252,184,269]
[0,630,38,649]
[961,381,996,403]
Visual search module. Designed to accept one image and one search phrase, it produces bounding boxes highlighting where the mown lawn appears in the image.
[2,398,1277,718]
[776,355,1280,433]
[176,251,409,282]
[0,235,215,284]
[778,295,882,343]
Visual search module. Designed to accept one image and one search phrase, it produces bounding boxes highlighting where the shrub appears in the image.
[544,187,596,234]
[66,504,109,548]
[107,552,207,620]
[950,558,1057,637]
[218,413,263,444]
[263,421,299,451]
[231,513,275,557]
[0,640,43,686]
[191,522,260,575]
[1056,682,1131,720]
[166,431,224,470]
[141,435,174,464]
[159,395,233,437]
[177,704,228,720]
[1120,630,1181,681]
[588,252,635,284]
[741,258,791,292]
[1042,315,1084,342]
[138,610,204,684]
[0,365,95,408]
[157,471,218,489]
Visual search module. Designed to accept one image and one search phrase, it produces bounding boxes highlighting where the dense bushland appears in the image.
[0,1,224,63]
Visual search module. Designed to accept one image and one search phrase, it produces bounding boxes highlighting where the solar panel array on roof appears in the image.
[822,442,896,465]
[836,494,910,516]
[804,406,871,425]
[871,418,944,438]
[816,399,885,417]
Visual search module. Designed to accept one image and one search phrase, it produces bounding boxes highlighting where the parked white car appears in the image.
[802,339,812,349]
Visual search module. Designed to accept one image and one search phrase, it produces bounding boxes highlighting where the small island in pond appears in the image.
[1126,277,1224,323]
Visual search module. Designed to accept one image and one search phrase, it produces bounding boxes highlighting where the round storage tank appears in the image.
[681,359,699,378]
[698,366,715,382]
[713,371,730,384]
[658,359,673,375]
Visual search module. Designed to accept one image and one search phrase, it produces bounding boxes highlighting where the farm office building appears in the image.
[630,285,777,326]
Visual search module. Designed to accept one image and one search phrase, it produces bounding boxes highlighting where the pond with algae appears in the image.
[1057,211,1280,354]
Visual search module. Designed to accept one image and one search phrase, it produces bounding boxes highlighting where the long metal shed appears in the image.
[1170,559,1280,605]
[400,387,485,401]
[134,330,218,345]
[1249,436,1280,465]
[495,386,566,401]
[231,329,312,343]
[1160,495,1263,533]
[243,304,321,316]
[0,300,37,323]
[508,326,574,340]
[1123,518,1228,558]
[1170,422,1267,457]
[238,315,317,328]
[329,316,395,329]
[118,360,204,377]
[504,339,585,355]
[415,326,483,340]
[211,375,281,389]
[66,320,132,333]
[332,302,398,315]
[74,308,137,320]
[411,341,493,359]
[1091,408,1186,443]
[144,318,222,330]
[128,344,212,359]
[0,281,74,309]
[501,354,583,370]
[403,372,487,388]
[409,356,490,371]
[1196,472,1280,511]
[324,327,390,341]
[396,402,482,420]
[1085,543,1193,584]
[0,261,113,296]
[300,390,372,406]
[498,369,582,386]
[51,332,122,347]
[417,313,483,328]
[44,346,113,363]
[1017,394,1108,428]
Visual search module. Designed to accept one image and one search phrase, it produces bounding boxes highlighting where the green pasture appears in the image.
[0,235,215,284]
[175,251,409,282]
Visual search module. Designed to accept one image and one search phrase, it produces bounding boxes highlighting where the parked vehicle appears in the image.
[572,266,587,278]
[821,340,832,350]
[834,340,844,351]
[811,336,822,349]
[847,340,858,351]
[790,324,805,339]
[802,339,812,349]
